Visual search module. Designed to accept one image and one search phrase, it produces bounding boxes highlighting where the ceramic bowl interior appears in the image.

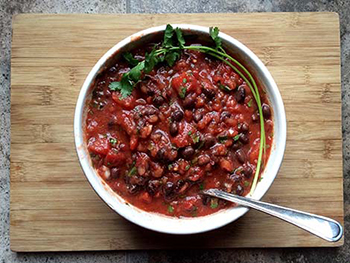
[74,24,287,234]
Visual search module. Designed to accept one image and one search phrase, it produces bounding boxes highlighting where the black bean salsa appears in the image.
[85,26,273,217]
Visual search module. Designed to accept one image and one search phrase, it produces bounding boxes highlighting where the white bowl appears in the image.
[74,24,287,234]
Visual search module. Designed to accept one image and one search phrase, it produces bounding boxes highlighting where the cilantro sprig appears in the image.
[109,24,184,98]
[108,25,266,194]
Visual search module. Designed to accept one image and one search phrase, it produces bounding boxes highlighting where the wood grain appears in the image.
[10,13,343,251]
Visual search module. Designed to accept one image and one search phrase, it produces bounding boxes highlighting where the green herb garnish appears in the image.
[123,52,139,66]
[109,25,266,195]
[191,157,198,165]
[218,83,231,92]
[209,27,222,51]
[210,198,219,209]
[127,166,137,176]
[183,78,187,83]
[185,165,191,171]
[199,183,205,190]
[179,87,187,99]
[233,134,240,141]
[167,205,174,213]
[192,134,200,144]
[247,99,252,107]
[197,140,205,149]
[218,135,228,143]
[109,137,117,145]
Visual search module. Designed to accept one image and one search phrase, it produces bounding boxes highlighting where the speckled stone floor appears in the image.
[1,0,349,262]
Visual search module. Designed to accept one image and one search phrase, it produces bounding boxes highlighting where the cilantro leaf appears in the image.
[164,51,180,67]
[128,61,145,82]
[218,134,228,143]
[247,99,252,107]
[210,198,219,209]
[109,74,133,98]
[192,134,200,144]
[218,83,231,92]
[123,52,139,66]
[163,24,174,48]
[209,27,222,50]
[109,137,118,145]
[175,27,185,48]
[144,49,158,73]
[167,205,174,213]
[128,166,137,176]
[179,87,186,99]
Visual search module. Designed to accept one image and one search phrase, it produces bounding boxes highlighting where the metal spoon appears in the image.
[203,189,343,242]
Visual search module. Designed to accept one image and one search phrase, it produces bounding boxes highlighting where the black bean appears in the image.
[203,88,215,99]
[147,88,155,96]
[108,121,117,129]
[236,149,246,164]
[193,111,203,122]
[163,182,174,193]
[183,96,195,109]
[133,175,148,186]
[182,146,195,160]
[144,106,157,115]
[110,167,120,178]
[238,122,249,133]
[127,184,140,195]
[220,111,231,121]
[239,133,249,144]
[252,112,259,122]
[235,184,244,196]
[203,134,216,149]
[156,148,166,161]
[262,104,271,119]
[169,122,178,136]
[198,154,210,166]
[229,173,242,183]
[153,95,165,107]
[92,89,104,99]
[163,181,176,200]
[243,165,253,178]
[231,142,241,150]
[172,110,184,121]
[202,195,211,205]
[235,85,246,103]
[146,180,161,196]
[175,180,189,194]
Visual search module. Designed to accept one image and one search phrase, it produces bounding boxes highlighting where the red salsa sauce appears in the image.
[85,45,273,217]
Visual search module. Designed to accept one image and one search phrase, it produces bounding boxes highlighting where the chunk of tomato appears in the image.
[104,149,126,166]
[88,137,110,156]
[112,91,136,110]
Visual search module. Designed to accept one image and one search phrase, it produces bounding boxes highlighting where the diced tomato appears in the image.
[88,137,110,155]
[139,192,152,204]
[129,134,139,151]
[172,121,195,148]
[112,91,136,110]
[104,150,126,166]
[220,158,234,172]
[171,72,199,95]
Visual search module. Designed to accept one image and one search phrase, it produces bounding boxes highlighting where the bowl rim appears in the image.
[74,24,287,234]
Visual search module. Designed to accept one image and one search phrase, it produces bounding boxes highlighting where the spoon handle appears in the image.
[203,189,343,242]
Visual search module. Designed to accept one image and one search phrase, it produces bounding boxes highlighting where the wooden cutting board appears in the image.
[10,13,343,252]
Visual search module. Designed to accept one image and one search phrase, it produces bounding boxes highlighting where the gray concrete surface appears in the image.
[1,0,349,262]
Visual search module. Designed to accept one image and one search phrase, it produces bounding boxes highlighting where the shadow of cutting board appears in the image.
[10,13,343,251]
